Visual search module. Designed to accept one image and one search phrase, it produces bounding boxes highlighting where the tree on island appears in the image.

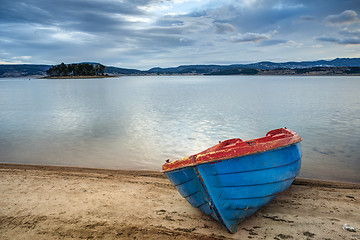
[46,63,106,77]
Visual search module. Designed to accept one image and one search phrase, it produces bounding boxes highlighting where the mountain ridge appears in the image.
[1,58,360,77]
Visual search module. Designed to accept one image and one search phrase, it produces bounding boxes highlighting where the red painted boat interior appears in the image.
[162,127,302,172]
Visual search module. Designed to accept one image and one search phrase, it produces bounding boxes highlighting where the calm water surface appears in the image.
[0,75,359,183]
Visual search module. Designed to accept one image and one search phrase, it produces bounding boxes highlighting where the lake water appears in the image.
[0,75,359,183]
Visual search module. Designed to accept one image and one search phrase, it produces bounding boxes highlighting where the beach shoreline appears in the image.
[40,75,117,79]
[0,163,359,239]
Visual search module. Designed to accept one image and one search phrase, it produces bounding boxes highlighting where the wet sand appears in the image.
[0,163,359,239]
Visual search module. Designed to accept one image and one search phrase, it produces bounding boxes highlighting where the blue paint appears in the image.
[164,142,302,233]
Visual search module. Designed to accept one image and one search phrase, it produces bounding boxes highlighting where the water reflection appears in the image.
[0,76,359,183]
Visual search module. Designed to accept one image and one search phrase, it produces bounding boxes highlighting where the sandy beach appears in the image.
[0,163,359,240]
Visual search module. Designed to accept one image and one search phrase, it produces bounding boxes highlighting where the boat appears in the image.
[162,127,302,233]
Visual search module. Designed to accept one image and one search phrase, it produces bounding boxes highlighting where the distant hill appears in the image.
[105,66,144,75]
[1,58,360,77]
[149,58,360,74]
[244,58,360,69]
[0,64,51,78]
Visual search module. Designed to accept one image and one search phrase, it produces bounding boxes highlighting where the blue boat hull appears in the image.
[164,142,302,233]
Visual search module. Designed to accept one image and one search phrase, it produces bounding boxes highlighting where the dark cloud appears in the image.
[0,0,146,25]
[316,36,360,45]
[151,13,214,36]
[341,38,360,44]
[214,22,235,34]
[316,36,340,43]
[1,0,360,68]
[316,9,360,45]
[232,33,269,43]
[143,27,184,35]
[207,1,306,33]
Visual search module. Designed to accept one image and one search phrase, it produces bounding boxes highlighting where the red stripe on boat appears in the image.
[162,127,302,172]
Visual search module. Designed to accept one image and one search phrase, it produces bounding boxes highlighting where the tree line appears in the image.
[46,63,106,77]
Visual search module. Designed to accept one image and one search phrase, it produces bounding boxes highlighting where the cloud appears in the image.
[325,10,360,25]
[210,1,306,34]
[214,22,235,34]
[312,44,323,48]
[316,25,360,45]
[12,56,31,60]
[341,38,360,44]
[1,0,360,68]
[339,28,360,37]
[316,36,338,43]
[258,39,287,46]
[0,0,147,25]
[300,15,316,21]
[286,40,303,48]
[156,19,184,27]
[316,36,360,45]
[231,32,269,43]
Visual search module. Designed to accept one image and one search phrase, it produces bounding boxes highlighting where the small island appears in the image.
[44,62,113,79]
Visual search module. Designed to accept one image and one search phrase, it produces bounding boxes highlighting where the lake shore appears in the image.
[0,163,359,239]
[40,75,116,79]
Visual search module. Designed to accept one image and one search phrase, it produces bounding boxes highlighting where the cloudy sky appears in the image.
[1,0,360,69]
